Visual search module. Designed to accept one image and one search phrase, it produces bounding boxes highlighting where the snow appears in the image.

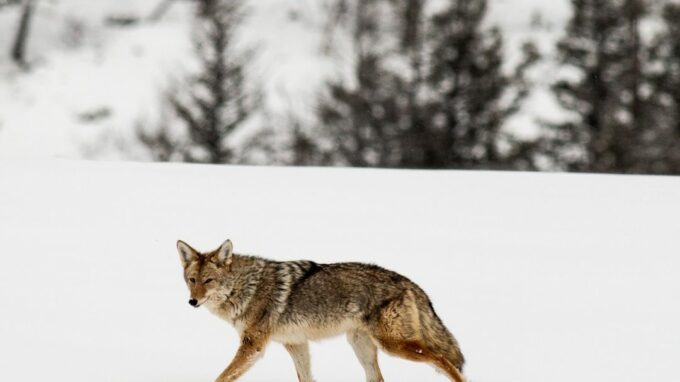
[0,0,570,161]
[1,159,679,381]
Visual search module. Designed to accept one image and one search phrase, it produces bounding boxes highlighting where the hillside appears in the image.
[0,0,570,160]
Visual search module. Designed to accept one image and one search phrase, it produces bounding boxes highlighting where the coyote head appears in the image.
[176,239,234,308]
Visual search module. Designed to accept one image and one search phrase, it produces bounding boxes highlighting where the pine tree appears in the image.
[646,3,680,173]
[318,0,535,169]
[387,0,431,167]
[547,0,655,173]
[425,0,536,169]
[141,0,257,164]
[318,0,403,167]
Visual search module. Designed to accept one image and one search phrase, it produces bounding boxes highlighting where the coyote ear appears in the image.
[177,240,198,268]
[216,239,234,266]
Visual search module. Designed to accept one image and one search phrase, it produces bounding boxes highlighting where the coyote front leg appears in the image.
[215,330,269,382]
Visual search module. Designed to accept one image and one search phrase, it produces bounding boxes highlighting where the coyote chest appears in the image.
[204,299,239,325]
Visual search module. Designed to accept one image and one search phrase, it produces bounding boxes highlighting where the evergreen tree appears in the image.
[318,0,403,167]
[318,0,536,169]
[646,3,680,173]
[387,0,431,167]
[424,0,537,169]
[141,0,256,164]
[547,0,655,173]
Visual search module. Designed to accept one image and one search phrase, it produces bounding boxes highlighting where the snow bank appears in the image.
[0,160,678,381]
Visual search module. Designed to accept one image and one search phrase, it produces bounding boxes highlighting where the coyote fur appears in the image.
[177,239,465,382]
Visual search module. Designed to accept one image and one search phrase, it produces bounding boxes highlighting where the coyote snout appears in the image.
[176,239,466,382]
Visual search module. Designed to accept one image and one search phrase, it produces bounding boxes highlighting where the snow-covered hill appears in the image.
[1,160,678,381]
[0,0,570,160]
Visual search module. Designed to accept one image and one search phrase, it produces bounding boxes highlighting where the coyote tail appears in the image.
[415,288,465,372]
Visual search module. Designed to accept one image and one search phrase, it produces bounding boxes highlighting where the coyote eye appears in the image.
[189,278,196,284]
[204,278,214,284]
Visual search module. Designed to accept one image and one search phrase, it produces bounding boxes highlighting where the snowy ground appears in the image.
[0,0,570,160]
[1,160,679,381]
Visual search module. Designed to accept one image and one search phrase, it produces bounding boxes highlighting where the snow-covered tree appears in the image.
[317,0,403,167]
[546,0,656,173]
[140,0,257,164]
[423,0,538,169]
[317,0,537,169]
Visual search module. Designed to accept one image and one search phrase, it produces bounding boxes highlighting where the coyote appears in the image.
[177,239,465,382]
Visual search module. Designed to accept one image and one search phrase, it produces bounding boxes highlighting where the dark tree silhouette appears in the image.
[423,0,538,169]
[646,3,680,173]
[318,0,403,167]
[546,0,656,173]
[140,0,257,164]
[317,0,537,169]
[387,0,429,168]
[11,0,35,67]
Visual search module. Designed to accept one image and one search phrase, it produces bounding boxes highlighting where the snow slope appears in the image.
[1,160,679,381]
[0,0,570,160]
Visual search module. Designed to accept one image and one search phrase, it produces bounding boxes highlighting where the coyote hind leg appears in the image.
[371,290,466,382]
[284,342,314,382]
[373,337,465,382]
[347,330,384,382]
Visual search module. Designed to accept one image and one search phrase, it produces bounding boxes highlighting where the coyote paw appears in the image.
[215,377,236,382]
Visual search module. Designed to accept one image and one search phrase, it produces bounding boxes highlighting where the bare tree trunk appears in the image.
[11,0,34,67]
[147,0,176,22]
[625,0,643,172]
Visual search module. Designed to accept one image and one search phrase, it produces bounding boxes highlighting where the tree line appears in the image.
[544,0,680,174]
[6,0,680,174]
